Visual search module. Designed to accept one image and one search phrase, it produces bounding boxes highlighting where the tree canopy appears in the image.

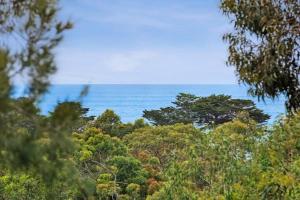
[94,109,148,137]
[143,93,270,126]
[1,110,300,199]
[221,0,300,112]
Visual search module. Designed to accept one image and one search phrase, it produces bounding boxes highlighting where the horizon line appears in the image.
[48,83,241,86]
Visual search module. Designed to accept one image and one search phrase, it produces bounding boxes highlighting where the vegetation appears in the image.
[143,93,270,126]
[0,2,78,198]
[0,0,299,199]
[1,106,300,199]
[221,0,300,112]
[94,109,148,137]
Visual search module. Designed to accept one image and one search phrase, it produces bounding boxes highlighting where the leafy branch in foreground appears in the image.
[0,0,81,196]
[221,0,300,112]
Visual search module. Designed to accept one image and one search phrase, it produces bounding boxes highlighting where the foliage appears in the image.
[2,108,299,199]
[143,93,269,126]
[254,113,300,199]
[124,124,203,168]
[94,109,122,134]
[1,0,299,199]
[124,124,206,198]
[94,109,148,137]
[198,113,300,199]
[73,127,148,199]
[0,173,45,200]
[221,0,300,112]
[51,101,94,131]
[0,169,78,200]
[0,0,73,98]
[146,162,198,200]
[0,0,85,198]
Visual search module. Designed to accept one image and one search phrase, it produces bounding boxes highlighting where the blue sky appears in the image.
[53,0,236,84]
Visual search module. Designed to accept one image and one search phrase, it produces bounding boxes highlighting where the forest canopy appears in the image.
[1,105,300,199]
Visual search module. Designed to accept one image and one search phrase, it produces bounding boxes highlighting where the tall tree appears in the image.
[143,93,270,126]
[221,0,300,112]
[0,1,81,193]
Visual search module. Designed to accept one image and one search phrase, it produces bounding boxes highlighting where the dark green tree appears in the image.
[50,101,94,131]
[221,0,300,112]
[143,93,270,126]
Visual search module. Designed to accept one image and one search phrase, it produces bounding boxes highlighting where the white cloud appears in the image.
[56,48,158,72]
[103,51,158,72]
[53,47,236,84]
[54,1,235,84]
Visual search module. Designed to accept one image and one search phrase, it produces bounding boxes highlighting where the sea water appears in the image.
[16,84,285,123]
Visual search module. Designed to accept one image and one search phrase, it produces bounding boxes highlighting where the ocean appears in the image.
[19,84,284,123]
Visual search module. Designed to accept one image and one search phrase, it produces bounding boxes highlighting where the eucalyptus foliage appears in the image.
[221,0,300,112]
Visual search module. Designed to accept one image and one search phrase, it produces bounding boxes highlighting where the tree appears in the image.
[94,109,148,137]
[73,127,148,199]
[0,1,87,198]
[50,101,93,131]
[221,0,300,112]
[108,156,147,190]
[198,112,300,199]
[94,109,121,133]
[253,113,300,199]
[147,162,198,200]
[143,93,270,126]
[0,173,46,200]
[124,124,205,196]
[0,171,78,200]
[0,0,73,99]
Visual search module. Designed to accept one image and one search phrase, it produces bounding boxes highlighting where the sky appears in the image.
[53,0,237,84]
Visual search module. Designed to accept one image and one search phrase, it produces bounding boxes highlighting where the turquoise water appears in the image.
[21,84,285,123]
